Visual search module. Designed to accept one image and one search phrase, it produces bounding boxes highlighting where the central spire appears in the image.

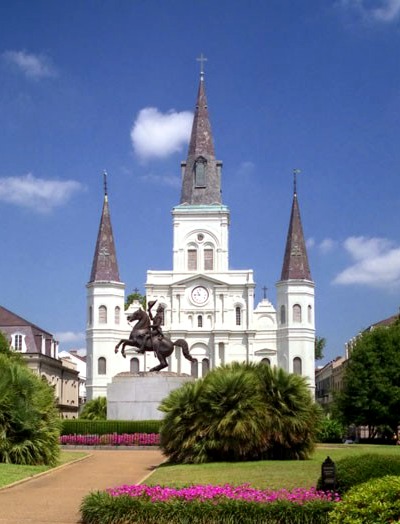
[180,57,222,205]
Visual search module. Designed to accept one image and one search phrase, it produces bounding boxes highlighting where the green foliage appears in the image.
[316,417,344,443]
[314,336,326,360]
[317,453,400,494]
[334,322,400,436]
[328,475,400,524]
[159,362,322,463]
[0,331,10,354]
[81,491,334,524]
[125,291,146,310]
[80,397,107,420]
[0,353,61,466]
[61,419,161,435]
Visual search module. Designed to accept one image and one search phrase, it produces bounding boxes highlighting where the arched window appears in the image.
[204,248,214,270]
[235,306,242,326]
[261,358,270,366]
[280,305,286,325]
[308,305,312,323]
[89,306,93,325]
[98,357,107,375]
[202,358,210,376]
[188,248,197,270]
[194,157,206,187]
[293,357,302,375]
[197,315,203,328]
[115,306,120,324]
[98,305,107,324]
[159,306,165,326]
[191,359,198,378]
[293,304,302,323]
[130,358,139,374]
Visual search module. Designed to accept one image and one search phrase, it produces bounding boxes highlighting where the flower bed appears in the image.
[81,483,340,524]
[60,432,160,446]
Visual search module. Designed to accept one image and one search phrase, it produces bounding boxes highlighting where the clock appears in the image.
[191,286,209,305]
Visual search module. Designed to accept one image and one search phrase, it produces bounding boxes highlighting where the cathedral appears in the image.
[86,70,315,400]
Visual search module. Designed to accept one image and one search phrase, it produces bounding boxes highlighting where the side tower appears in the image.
[86,174,126,400]
[276,174,315,392]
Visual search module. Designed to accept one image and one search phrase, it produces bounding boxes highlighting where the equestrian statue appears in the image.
[114,300,195,372]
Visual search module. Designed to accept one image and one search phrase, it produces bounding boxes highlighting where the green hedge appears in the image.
[317,453,400,494]
[61,419,161,436]
[80,491,335,524]
[328,475,400,523]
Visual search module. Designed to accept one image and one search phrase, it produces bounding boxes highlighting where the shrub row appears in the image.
[80,490,336,524]
[60,433,159,446]
[317,453,400,494]
[61,419,161,436]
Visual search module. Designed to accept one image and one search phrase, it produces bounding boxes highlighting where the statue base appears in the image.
[107,372,193,421]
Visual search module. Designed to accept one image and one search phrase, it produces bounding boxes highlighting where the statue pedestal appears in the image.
[107,372,193,421]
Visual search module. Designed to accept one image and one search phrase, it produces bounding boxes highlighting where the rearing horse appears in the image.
[114,309,195,372]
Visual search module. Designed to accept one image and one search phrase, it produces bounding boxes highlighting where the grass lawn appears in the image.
[0,450,88,488]
[147,444,400,490]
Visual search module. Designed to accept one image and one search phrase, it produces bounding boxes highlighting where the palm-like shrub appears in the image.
[80,396,107,420]
[0,349,61,466]
[159,362,321,463]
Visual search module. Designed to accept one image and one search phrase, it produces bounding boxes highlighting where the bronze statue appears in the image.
[114,302,194,372]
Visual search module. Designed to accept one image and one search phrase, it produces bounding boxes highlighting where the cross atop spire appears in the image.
[103,171,108,199]
[196,53,207,80]
[293,168,301,195]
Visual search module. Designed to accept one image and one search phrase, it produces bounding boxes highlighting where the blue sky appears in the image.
[1,0,400,364]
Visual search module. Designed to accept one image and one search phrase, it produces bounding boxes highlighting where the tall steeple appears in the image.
[180,56,222,205]
[280,172,312,281]
[89,172,120,283]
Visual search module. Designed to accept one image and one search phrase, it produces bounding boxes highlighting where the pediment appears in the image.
[254,348,276,356]
[172,274,228,287]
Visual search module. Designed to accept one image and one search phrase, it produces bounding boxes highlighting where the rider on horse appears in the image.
[137,301,164,354]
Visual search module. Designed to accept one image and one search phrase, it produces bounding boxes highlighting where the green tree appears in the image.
[80,396,107,420]
[314,336,326,360]
[159,362,321,463]
[335,321,400,438]
[125,290,146,310]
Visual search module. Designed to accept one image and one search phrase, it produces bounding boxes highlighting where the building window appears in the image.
[130,358,139,373]
[293,304,302,323]
[308,305,312,323]
[188,249,197,270]
[89,306,93,325]
[261,358,270,366]
[204,249,214,270]
[99,305,107,324]
[202,358,210,376]
[115,306,120,324]
[235,306,242,326]
[194,157,206,187]
[98,357,107,375]
[293,357,302,375]
[158,306,165,326]
[191,359,198,378]
[197,315,203,328]
[280,305,286,324]
[13,334,23,351]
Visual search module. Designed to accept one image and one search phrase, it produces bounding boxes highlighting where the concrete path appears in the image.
[0,449,164,524]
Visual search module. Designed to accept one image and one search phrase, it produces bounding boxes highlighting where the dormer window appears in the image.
[194,157,207,187]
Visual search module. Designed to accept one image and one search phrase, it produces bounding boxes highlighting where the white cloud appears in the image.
[55,331,85,344]
[334,236,400,288]
[236,161,255,177]
[340,0,400,22]
[131,107,193,161]
[0,173,83,212]
[319,238,337,254]
[139,172,181,188]
[306,237,315,249]
[2,50,56,79]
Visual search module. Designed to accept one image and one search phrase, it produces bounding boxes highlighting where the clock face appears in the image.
[191,286,209,305]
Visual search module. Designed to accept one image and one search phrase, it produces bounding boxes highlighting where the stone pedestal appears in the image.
[107,372,193,420]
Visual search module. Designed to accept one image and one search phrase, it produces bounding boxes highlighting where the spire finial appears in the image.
[293,168,301,195]
[262,285,268,299]
[196,53,207,80]
[103,170,108,198]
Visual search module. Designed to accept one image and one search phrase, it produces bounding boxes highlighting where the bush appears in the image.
[328,475,400,523]
[79,397,107,420]
[159,362,322,463]
[61,419,161,436]
[316,417,344,443]
[317,453,400,494]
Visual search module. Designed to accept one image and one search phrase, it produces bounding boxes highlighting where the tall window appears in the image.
[13,334,23,351]
[191,359,198,378]
[98,357,107,375]
[261,358,271,366]
[89,306,93,325]
[202,358,210,376]
[197,315,203,328]
[235,306,242,326]
[188,249,197,270]
[130,358,139,374]
[99,305,107,324]
[293,304,302,323]
[115,306,120,324]
[308,305,312,323]
[194,157,206,187]
[280,305,286,324]
[159,306,165,326]
[293,357,302,375]
[204,249,214,270]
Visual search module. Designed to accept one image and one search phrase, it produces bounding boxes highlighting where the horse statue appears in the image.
[114,308,195,372]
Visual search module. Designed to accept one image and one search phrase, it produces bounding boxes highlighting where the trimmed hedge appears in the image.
[328,475,400,523]
[317,453,400,494]
[61,419,161,436]
[80,491,335,524]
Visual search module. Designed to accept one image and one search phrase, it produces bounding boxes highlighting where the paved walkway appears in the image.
[0,449,164,524]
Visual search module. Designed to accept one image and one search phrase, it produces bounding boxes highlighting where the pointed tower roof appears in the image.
[89,172,121,283]
[180,58,222,205]
[280,174,312,281]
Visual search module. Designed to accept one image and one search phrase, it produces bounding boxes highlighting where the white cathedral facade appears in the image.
[86,71,315,401]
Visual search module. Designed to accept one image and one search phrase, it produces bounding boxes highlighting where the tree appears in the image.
[80,397,107,420]
[335,321,400,438]
[125,291,146,310]
[314,336,326,360]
